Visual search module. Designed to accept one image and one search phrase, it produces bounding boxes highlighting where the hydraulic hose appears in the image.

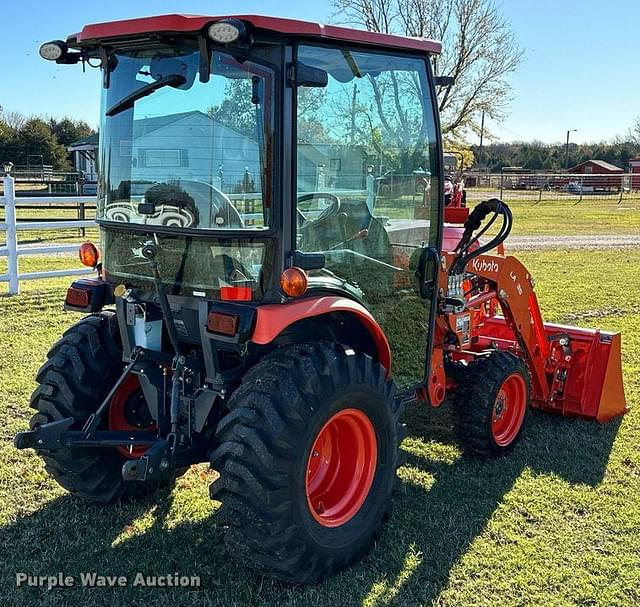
[451,198,512,275]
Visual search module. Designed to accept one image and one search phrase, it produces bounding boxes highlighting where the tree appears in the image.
[16,118,70,170]
[0,111,96,170]
[48,117,94,147]
[208,79,257,138]
[331,0,523,139]
[209,79,326,141]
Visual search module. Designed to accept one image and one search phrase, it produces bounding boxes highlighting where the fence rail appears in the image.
[464,171,639,204]
[0,175,95,295]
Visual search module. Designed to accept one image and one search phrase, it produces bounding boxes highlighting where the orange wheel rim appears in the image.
[108,374,155,458]
[492,373,527,446]
[305,408,377,528]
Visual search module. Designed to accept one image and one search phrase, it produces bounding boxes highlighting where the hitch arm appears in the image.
[14,418,74,450]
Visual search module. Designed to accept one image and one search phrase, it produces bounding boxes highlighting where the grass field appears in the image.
[0,248,638,606]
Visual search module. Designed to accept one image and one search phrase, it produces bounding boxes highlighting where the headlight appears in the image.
[39,40,68,61]
[207,19,246,44]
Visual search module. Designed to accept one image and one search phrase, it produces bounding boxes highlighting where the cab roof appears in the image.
[72,13,442,55]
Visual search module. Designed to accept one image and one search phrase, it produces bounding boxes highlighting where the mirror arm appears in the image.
[198,36,211,83]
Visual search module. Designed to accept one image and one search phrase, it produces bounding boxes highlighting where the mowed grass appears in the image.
[0,248,638,606]
[501,196,640,236]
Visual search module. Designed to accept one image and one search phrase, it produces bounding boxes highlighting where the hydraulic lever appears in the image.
[141,240,182,356]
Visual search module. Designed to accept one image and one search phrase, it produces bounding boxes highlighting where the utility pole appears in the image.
[565,129,577,170]
[350,84,358,144]
[478,110,485,168]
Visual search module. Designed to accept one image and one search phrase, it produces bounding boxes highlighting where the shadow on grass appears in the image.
[0,406,621,607]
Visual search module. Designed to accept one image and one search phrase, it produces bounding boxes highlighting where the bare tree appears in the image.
[331,0,523,139]
[628,117,640,145]
[0,110,27,131]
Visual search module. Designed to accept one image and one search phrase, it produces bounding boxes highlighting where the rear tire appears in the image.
[210,342,402,583]
[451,350,531,456]
[29,312,177,503]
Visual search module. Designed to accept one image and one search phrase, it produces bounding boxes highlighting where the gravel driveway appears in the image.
[506,234,640,250]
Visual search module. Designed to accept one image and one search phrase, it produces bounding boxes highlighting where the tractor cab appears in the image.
[48,14,445,389]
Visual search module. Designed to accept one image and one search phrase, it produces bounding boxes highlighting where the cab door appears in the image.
[294,45,442,392]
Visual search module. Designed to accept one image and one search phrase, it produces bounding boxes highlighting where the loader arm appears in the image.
[459,253,550,404]
[436,251,627,422]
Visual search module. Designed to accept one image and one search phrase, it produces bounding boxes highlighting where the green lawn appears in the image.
[378,193,640,236]
[495,196,640,236]
[0,249,638,606]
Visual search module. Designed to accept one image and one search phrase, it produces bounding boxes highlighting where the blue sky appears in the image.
[0,0,638,145]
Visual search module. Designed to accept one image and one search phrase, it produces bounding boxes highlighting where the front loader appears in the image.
[15,14,627,583]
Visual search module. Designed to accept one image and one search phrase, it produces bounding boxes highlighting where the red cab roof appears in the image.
[74,14,441,55]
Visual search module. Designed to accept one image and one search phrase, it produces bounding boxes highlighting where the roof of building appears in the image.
[568,159,624,173]
[68,132,99,151]
[70,14,441,55]
[131,110,209,138]
[68,110,257,151]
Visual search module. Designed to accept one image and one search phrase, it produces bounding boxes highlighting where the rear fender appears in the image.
[250,296,391,374]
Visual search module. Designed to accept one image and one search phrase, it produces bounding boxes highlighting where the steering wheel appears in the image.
[178,180,244,228]
[297,192,342,229]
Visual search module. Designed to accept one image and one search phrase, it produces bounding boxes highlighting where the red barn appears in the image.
[568,160,624,191]
[629,157,640,190]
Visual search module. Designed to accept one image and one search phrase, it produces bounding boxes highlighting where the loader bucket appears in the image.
[478,317,627,423]
[543,324,627,423]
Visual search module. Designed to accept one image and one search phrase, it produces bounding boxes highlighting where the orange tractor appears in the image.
[16,14,626,583]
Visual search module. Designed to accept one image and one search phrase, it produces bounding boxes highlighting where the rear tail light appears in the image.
[207,311,240,336]
[65,286,91,308]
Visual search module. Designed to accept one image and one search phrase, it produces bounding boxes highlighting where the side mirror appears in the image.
[415,247,440,300]
[295,62,328,88]
[434,75,455,87]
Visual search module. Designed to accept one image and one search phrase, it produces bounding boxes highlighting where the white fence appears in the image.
[0,175,96,295]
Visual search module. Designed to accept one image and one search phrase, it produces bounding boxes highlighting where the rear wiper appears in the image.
[106,74,187,117]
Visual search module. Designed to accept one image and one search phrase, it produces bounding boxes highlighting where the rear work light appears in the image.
[65,286,91,308]
[79,242,100,268]
[207,311,240,336]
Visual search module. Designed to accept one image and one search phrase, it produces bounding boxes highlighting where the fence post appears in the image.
[4,174,20,295]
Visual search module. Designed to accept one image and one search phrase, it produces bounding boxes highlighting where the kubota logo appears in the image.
[471,257,500,274]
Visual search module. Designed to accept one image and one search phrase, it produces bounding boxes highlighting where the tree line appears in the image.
[0,111,95,171]
[471,140,640,172]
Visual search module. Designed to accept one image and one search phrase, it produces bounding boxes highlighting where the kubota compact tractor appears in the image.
[16,14,627,583]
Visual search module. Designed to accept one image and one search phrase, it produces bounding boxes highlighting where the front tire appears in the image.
[452,350,531,456]
[210,343,402,583]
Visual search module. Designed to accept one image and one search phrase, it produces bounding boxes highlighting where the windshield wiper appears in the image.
[106,74,187,117]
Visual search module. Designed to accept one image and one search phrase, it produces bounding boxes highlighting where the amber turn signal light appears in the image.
[280,267,308,297]
[207,311,239,336]
[79,242,100,268]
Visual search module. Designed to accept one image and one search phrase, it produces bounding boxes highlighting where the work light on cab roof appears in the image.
[15,12,627,586]
[38,40,67,61]
[207,19,246,44]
